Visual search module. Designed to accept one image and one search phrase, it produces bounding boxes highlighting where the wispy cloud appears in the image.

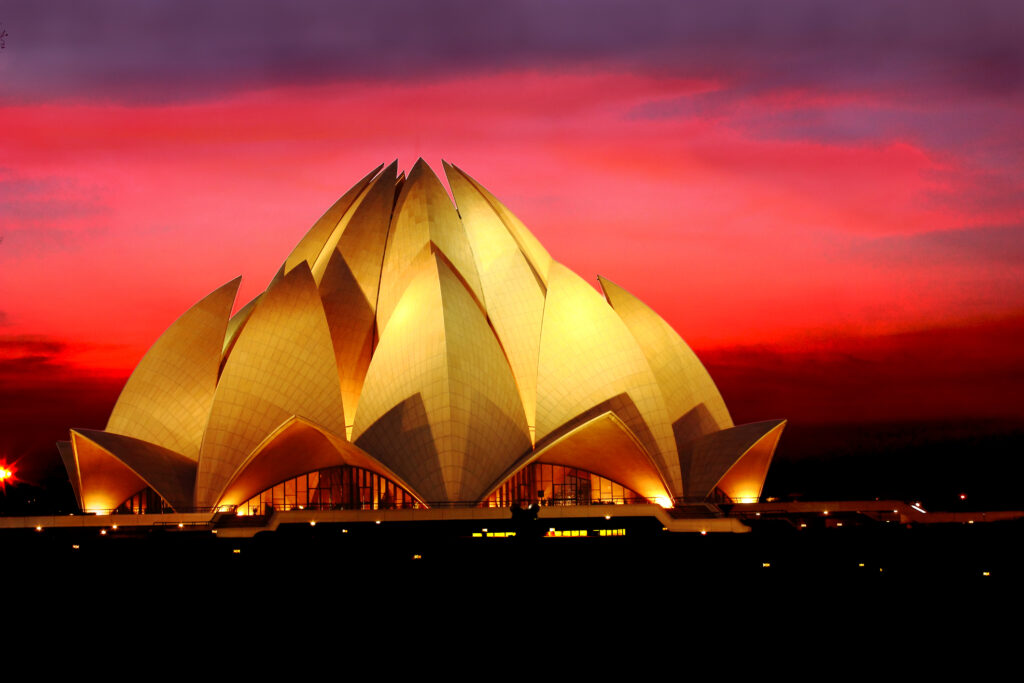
[853,224,1024,266]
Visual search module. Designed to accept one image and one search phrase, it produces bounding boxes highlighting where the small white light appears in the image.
[309,520,316,526]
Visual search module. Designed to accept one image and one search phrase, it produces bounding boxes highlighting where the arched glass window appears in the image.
[236,465,423,515]
[484,463,647,507]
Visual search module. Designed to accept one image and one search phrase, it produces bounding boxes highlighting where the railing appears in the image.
[75,496,678,516]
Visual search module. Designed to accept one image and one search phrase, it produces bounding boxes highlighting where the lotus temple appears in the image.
[54,160,786,529]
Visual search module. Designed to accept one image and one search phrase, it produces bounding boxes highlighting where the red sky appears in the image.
[1,1,1022,485]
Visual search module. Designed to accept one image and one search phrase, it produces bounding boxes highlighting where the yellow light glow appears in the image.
[800,523,807,528]
[413,554,422,559]
[859,563,865,567]
[211,529,218,534]
[604,515,611,520]
[111,524,117,530]
[233,549,241,554]
[546,529,587,537]
[375,520,381,525]
[35,525,42,531]
[309,521,316,526]
[100,529,106,535]
[655,497,673,509]
[700,530,707,535]
[178,523,184,528]
[71,544,79,550]
[733,495,758,504]
[983,571,991,577]
[762,562,770,568]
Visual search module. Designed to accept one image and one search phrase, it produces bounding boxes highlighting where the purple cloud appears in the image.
[1,1,1021,103]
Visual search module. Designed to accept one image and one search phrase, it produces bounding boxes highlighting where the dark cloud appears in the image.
[1,0,1021,103]
[0,334,72,378]
[700,314,1024,425]
[763,417,1024,503]
[0,370,123,487]
[0,332,124,487]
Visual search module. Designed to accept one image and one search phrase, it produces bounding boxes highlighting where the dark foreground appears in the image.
[6,516,1018,594]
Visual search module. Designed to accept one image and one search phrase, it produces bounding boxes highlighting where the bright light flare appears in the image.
[655,497,673,509]
[0,459,20,492]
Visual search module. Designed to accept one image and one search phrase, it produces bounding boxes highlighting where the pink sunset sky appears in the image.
[1,1,1022,487]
